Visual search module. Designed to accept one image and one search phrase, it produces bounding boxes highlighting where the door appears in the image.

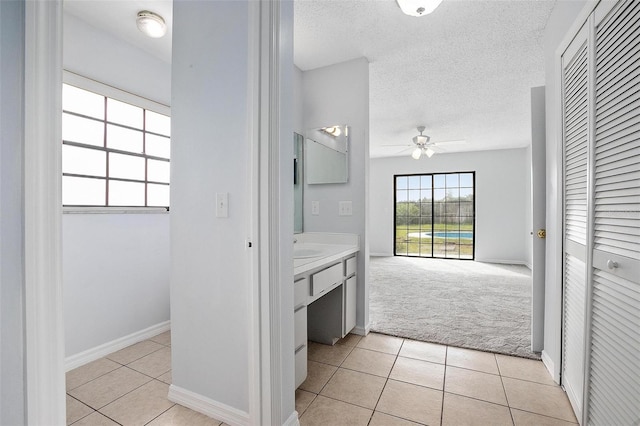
[560,23,590,419]
[584,1,640,424]
[530,86,546,352]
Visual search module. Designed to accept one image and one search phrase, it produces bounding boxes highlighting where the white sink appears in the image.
[293,247,324,259]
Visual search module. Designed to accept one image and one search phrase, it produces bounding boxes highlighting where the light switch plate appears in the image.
[339,201,353,216]
[216,193,228,217]
[311,201,320,215]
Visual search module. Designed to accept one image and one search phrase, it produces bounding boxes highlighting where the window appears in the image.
[62,79,170,207]
[394,172,475,259]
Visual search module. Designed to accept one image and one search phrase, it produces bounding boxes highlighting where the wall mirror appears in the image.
[305,125,349,184]
[294,132,304,234]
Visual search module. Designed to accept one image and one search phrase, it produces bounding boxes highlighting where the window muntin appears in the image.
[394,172,475,260]
[62,81,170,208]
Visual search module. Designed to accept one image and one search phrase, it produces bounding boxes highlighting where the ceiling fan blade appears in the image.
[431,139,467,146]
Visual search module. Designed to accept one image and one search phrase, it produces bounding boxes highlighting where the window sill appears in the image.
[63,207,169,214]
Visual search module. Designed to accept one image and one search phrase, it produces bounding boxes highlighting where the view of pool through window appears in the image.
[394,172,475,259]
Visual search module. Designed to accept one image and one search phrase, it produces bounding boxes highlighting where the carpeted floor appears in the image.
[369,256,539,359]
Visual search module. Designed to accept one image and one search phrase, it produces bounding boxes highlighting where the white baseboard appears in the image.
[283,410,300,426]
[168,384,250,426]
[541,350,559,384]
[352,323,371,336]
[476,259,529,266]
[65,320,170,371]
[370,253,393,257]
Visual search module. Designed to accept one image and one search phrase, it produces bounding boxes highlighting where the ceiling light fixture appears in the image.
[136,10,167,38]
[411,126,435,159]
[396,0,443,17]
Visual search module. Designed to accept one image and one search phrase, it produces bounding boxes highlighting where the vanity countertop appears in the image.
[293,233,359,276]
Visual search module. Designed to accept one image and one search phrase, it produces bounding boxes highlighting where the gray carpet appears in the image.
[369,256,539,359]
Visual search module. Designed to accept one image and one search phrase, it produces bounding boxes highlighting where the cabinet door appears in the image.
[344,276,357,335]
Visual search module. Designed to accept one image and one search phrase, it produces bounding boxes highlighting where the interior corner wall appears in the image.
[302,57,371,331]
[170,0,252,413]
[62,12,171,359]
[0,1,26,423]
[541,0,588,381]
[369,148,530,264]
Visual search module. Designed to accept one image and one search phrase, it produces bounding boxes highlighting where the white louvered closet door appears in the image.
[561,23,589,419]
[586,1,640,424]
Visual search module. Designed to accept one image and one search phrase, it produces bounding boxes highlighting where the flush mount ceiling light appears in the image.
[411,126,435,159]
[136,10,167,38]
[396,0,443,17]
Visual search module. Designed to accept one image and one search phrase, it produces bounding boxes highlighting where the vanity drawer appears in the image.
[345,256,357,277]
[294,306,307,350]
[311,263,343,296]
[294,345,308,388]
[294,277,308,308]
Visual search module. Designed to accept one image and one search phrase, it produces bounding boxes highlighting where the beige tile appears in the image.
[128,346,172,378]
[299,395,372,426]
[390,357,445,390]
[445,365,507,405]
[147,404,223,426]
[68,366,151,409]
[339,333,363,347]
[376,379,442,425]
[341,348,396,377]
[70,411,119,426]
[442,393,513,426]
[66,358,121,391]
[356,333,403,355]
[511,408,578,425]
[496,354,555,385]
[320,368,386,409]
[299,360,337,393]
[446,346,499,374]
[307,341,354,366]
[503,377,577,423]
[106,340,164,365]
[295,389,316,417]
[150,330,171,346]
[399,339,447,364]
[66,395,93,425]
[100,380,174,426]
[157,370,172,385]
[369,411,422,426]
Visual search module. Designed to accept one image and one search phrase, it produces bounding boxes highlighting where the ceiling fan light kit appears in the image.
[410,126,436,159]
[396,0,444,17]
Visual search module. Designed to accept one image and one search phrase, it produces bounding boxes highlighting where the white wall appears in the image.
[0,1,25,423]
[370,148,530,264]
[62,11,171,359]
[302,58,371,332]
[294,65,304,134]
[541,0,589,381]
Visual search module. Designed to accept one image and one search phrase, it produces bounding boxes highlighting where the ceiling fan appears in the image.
[380,126,467,159]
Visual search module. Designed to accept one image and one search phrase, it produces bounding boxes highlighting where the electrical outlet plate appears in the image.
[311,201,320,215]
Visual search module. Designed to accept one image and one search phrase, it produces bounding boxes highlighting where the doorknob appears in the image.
[537,229,546,239]
[607,259,618,270]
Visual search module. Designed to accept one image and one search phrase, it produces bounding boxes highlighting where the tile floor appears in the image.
[67,331,578,426]
[297,333,578,426]
[66,331,226,426]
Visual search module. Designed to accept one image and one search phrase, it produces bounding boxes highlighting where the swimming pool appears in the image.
[407,231,474,239]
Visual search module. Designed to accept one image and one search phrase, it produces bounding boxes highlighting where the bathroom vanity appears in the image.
[293,233,359,388]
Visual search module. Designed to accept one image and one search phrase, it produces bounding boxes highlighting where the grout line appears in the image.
[440,345,448,426]
[367,338,403,425]
[498,366,515,426]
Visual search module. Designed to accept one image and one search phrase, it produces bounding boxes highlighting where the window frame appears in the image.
[393,171,476,260]
[62,71,171,212]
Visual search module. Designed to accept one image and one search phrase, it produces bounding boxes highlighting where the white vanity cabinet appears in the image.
[293,253,358,388]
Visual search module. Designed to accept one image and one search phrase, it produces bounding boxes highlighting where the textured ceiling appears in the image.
[294,0,556,157]
[64,0,556,158]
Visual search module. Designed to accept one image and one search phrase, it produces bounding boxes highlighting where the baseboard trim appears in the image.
[370,253,393,257]
[541,350,559,384]
[352,323,371,336]
[168,384,250,426]
[476,259,529,266]
[283,410,300,426]
[65,320,170,371]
